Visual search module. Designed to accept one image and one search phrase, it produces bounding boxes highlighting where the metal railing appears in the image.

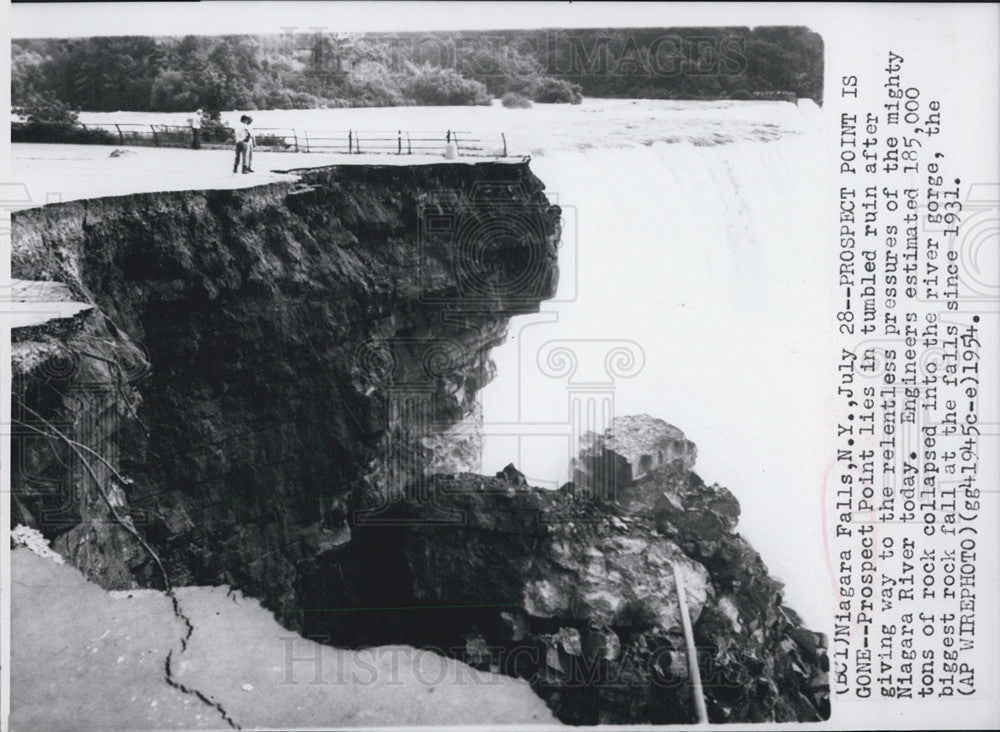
[11,121,512,158]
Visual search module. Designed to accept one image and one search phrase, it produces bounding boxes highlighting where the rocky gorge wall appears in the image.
[11,162,560,606]
[10,162,828,725]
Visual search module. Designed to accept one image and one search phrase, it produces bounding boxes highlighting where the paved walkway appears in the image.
[10,549,560,730]
[8,144,522,209]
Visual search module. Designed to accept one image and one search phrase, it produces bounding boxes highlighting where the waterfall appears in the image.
[481,102,832,629]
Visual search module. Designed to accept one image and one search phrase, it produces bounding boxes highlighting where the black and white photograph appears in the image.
[1,3,997,730]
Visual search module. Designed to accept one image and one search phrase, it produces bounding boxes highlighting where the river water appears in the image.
[80,99,833,628]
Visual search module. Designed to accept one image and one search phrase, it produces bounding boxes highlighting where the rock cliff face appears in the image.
[11,162,560,608]
[11,166,827,725]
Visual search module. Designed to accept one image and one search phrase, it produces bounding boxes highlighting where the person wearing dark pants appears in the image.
[233,115,251,173]
[233,140,247,173]
[190,108,203,150]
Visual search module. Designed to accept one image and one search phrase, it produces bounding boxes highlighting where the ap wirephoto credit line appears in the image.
[1,2,997,730]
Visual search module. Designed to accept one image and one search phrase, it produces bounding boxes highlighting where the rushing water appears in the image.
[80,99,833,628]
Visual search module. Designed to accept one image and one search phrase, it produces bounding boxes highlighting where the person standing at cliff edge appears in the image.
[234,115,252,174]
[189,109,202,150]
[244,115,256,173]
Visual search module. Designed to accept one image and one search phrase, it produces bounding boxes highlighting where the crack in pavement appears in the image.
[12,407,238,727]
[163,593,241,730]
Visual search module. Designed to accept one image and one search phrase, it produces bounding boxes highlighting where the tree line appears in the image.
[12,27,823,114]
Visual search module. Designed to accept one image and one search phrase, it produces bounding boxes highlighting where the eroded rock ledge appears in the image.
[11,162,560,608]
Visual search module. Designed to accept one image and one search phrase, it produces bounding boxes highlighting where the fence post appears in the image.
[502,132,507,157]
[150,125,159,147]
[348,130,353,154]
[407,132,412,154]
[293,129,299,152]
[115,124,124,146]
[398,130,402,155]
[304,130,309,153]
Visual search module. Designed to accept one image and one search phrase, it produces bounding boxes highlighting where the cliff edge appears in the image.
[11,162,560,608]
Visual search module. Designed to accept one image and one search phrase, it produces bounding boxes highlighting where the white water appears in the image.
[80,100,834,628]
[481,102,832,630]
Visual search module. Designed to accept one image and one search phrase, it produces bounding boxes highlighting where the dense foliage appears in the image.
[12,94,117,143]
[501,92,533,109]
[11,27,822,113]
[12,94,80,124]
[403,64,491,106]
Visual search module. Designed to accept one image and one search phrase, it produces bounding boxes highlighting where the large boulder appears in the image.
[572,414,698,493]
